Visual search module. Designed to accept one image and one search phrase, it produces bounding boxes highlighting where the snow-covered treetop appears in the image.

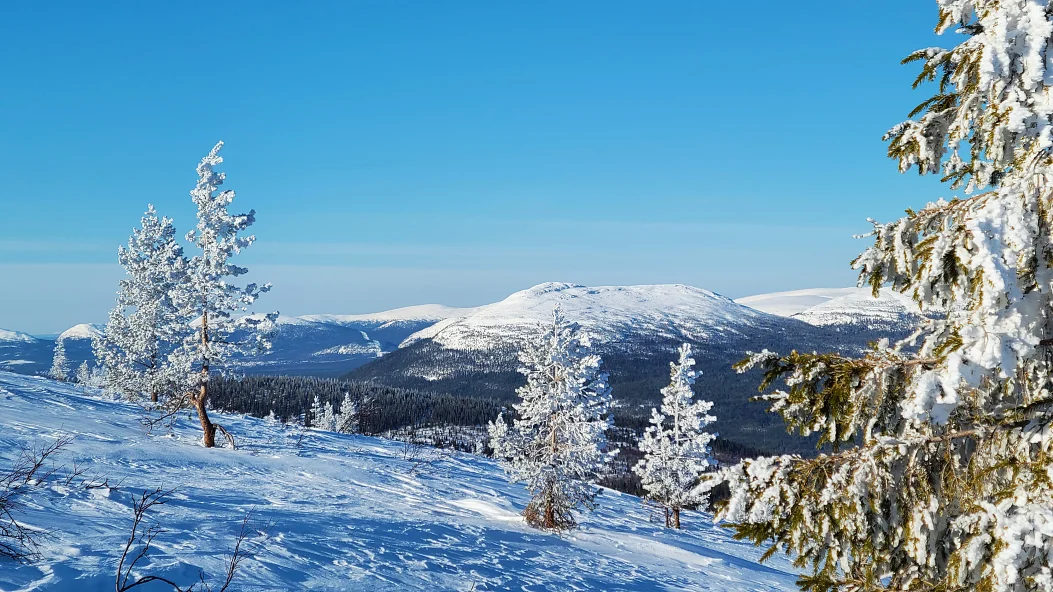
[179,142,275,371]
[186,142,261,296]
[887,0,1053,191]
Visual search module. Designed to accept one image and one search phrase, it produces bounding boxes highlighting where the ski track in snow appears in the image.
[0,371,797,591]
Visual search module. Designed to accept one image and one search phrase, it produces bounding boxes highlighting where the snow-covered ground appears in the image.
[0,372,797,592]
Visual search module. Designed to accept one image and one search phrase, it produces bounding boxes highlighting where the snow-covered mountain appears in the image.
[0,371,797,591]
[0,328,50,374]
[349,283,863,453]
[734,287,864,317]
[248,305,472,376]
[58,323,104,341]
[403,282,779,351]
[0,308,473,379]
[736,287,923,340]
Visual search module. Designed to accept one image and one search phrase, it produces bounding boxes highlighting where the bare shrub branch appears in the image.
[116,488,256,592]
[0,435,73,562]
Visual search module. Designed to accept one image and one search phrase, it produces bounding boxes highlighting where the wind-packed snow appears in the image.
[0,371,797,591]
[734,288,864,317]
[405,283,777,351]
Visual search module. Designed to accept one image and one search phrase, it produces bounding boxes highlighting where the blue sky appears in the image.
[0,1,953,333]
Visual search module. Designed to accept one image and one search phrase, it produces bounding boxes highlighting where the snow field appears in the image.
[0,372,796,591]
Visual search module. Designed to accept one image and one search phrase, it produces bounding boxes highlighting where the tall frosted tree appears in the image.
[716,3,1053,591]
[93,206,190,403]
[175,142,276,448]
[488,309,615,530]
[48,339,68,382]
[633,343,715,529]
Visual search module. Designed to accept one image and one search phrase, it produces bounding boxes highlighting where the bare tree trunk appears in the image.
[544,418,557,529]
[673,508,681,529]
[195,382,216,448]
[664,507,671,528]
[544,490,555,529]
[195,309,216,448]
[149,352,158,403]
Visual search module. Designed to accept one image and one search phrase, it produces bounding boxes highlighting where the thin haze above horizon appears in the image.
[1,1,954,333]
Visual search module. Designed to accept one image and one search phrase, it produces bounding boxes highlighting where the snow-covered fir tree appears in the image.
[172,142,276,448]
[93,206,190,404]
[632,343,715,529]
[716,3,1053,591]
[309,396,337,431]
[335,393,359,434]
[48,339,69,382]
[488,308,615,530]
[75,361,91,385]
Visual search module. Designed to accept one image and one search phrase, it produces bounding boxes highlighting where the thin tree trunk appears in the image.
[544,418,558,529]
[195,309,216,448]
[665,507,671,528]
[195,385,216,448]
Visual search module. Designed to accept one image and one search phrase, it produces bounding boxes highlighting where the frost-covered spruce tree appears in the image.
[48,339,68,381]
[174,142,276,449]
[335,393,358,434]
[93,206,190,404]
[717,3,1053,591]
[75,362,91,385]
[488,308,615,530]
[633,343,715,529]
[309,396,337,431]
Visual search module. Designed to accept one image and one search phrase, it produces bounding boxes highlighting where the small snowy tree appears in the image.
[75,361,91,385]
[309,396,337,431]
[49,339,68,382]
[632,343,715,529]
[172,142,276,448]
[335,393,358,434]
[93,206,190,404]
[488,308,615,530]
[716,4,1053,591]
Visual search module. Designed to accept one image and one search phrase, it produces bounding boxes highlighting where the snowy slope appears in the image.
[57,323,104,341]
[737,287,922,339]
[0,372,797,592]
[0,330,51,375]
[0,329,39,344]
[404,282,782,351]
[300,304,472,325]
[789,288,922,334]
[248,306,471,376]
[734,288,863,317]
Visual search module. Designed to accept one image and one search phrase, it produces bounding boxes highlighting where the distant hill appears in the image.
[346,283,895,454]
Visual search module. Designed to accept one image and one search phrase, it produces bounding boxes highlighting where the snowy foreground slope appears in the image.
[0,372,797,592]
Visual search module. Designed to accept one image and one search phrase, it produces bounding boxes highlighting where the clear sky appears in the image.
[1,1,955,333]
